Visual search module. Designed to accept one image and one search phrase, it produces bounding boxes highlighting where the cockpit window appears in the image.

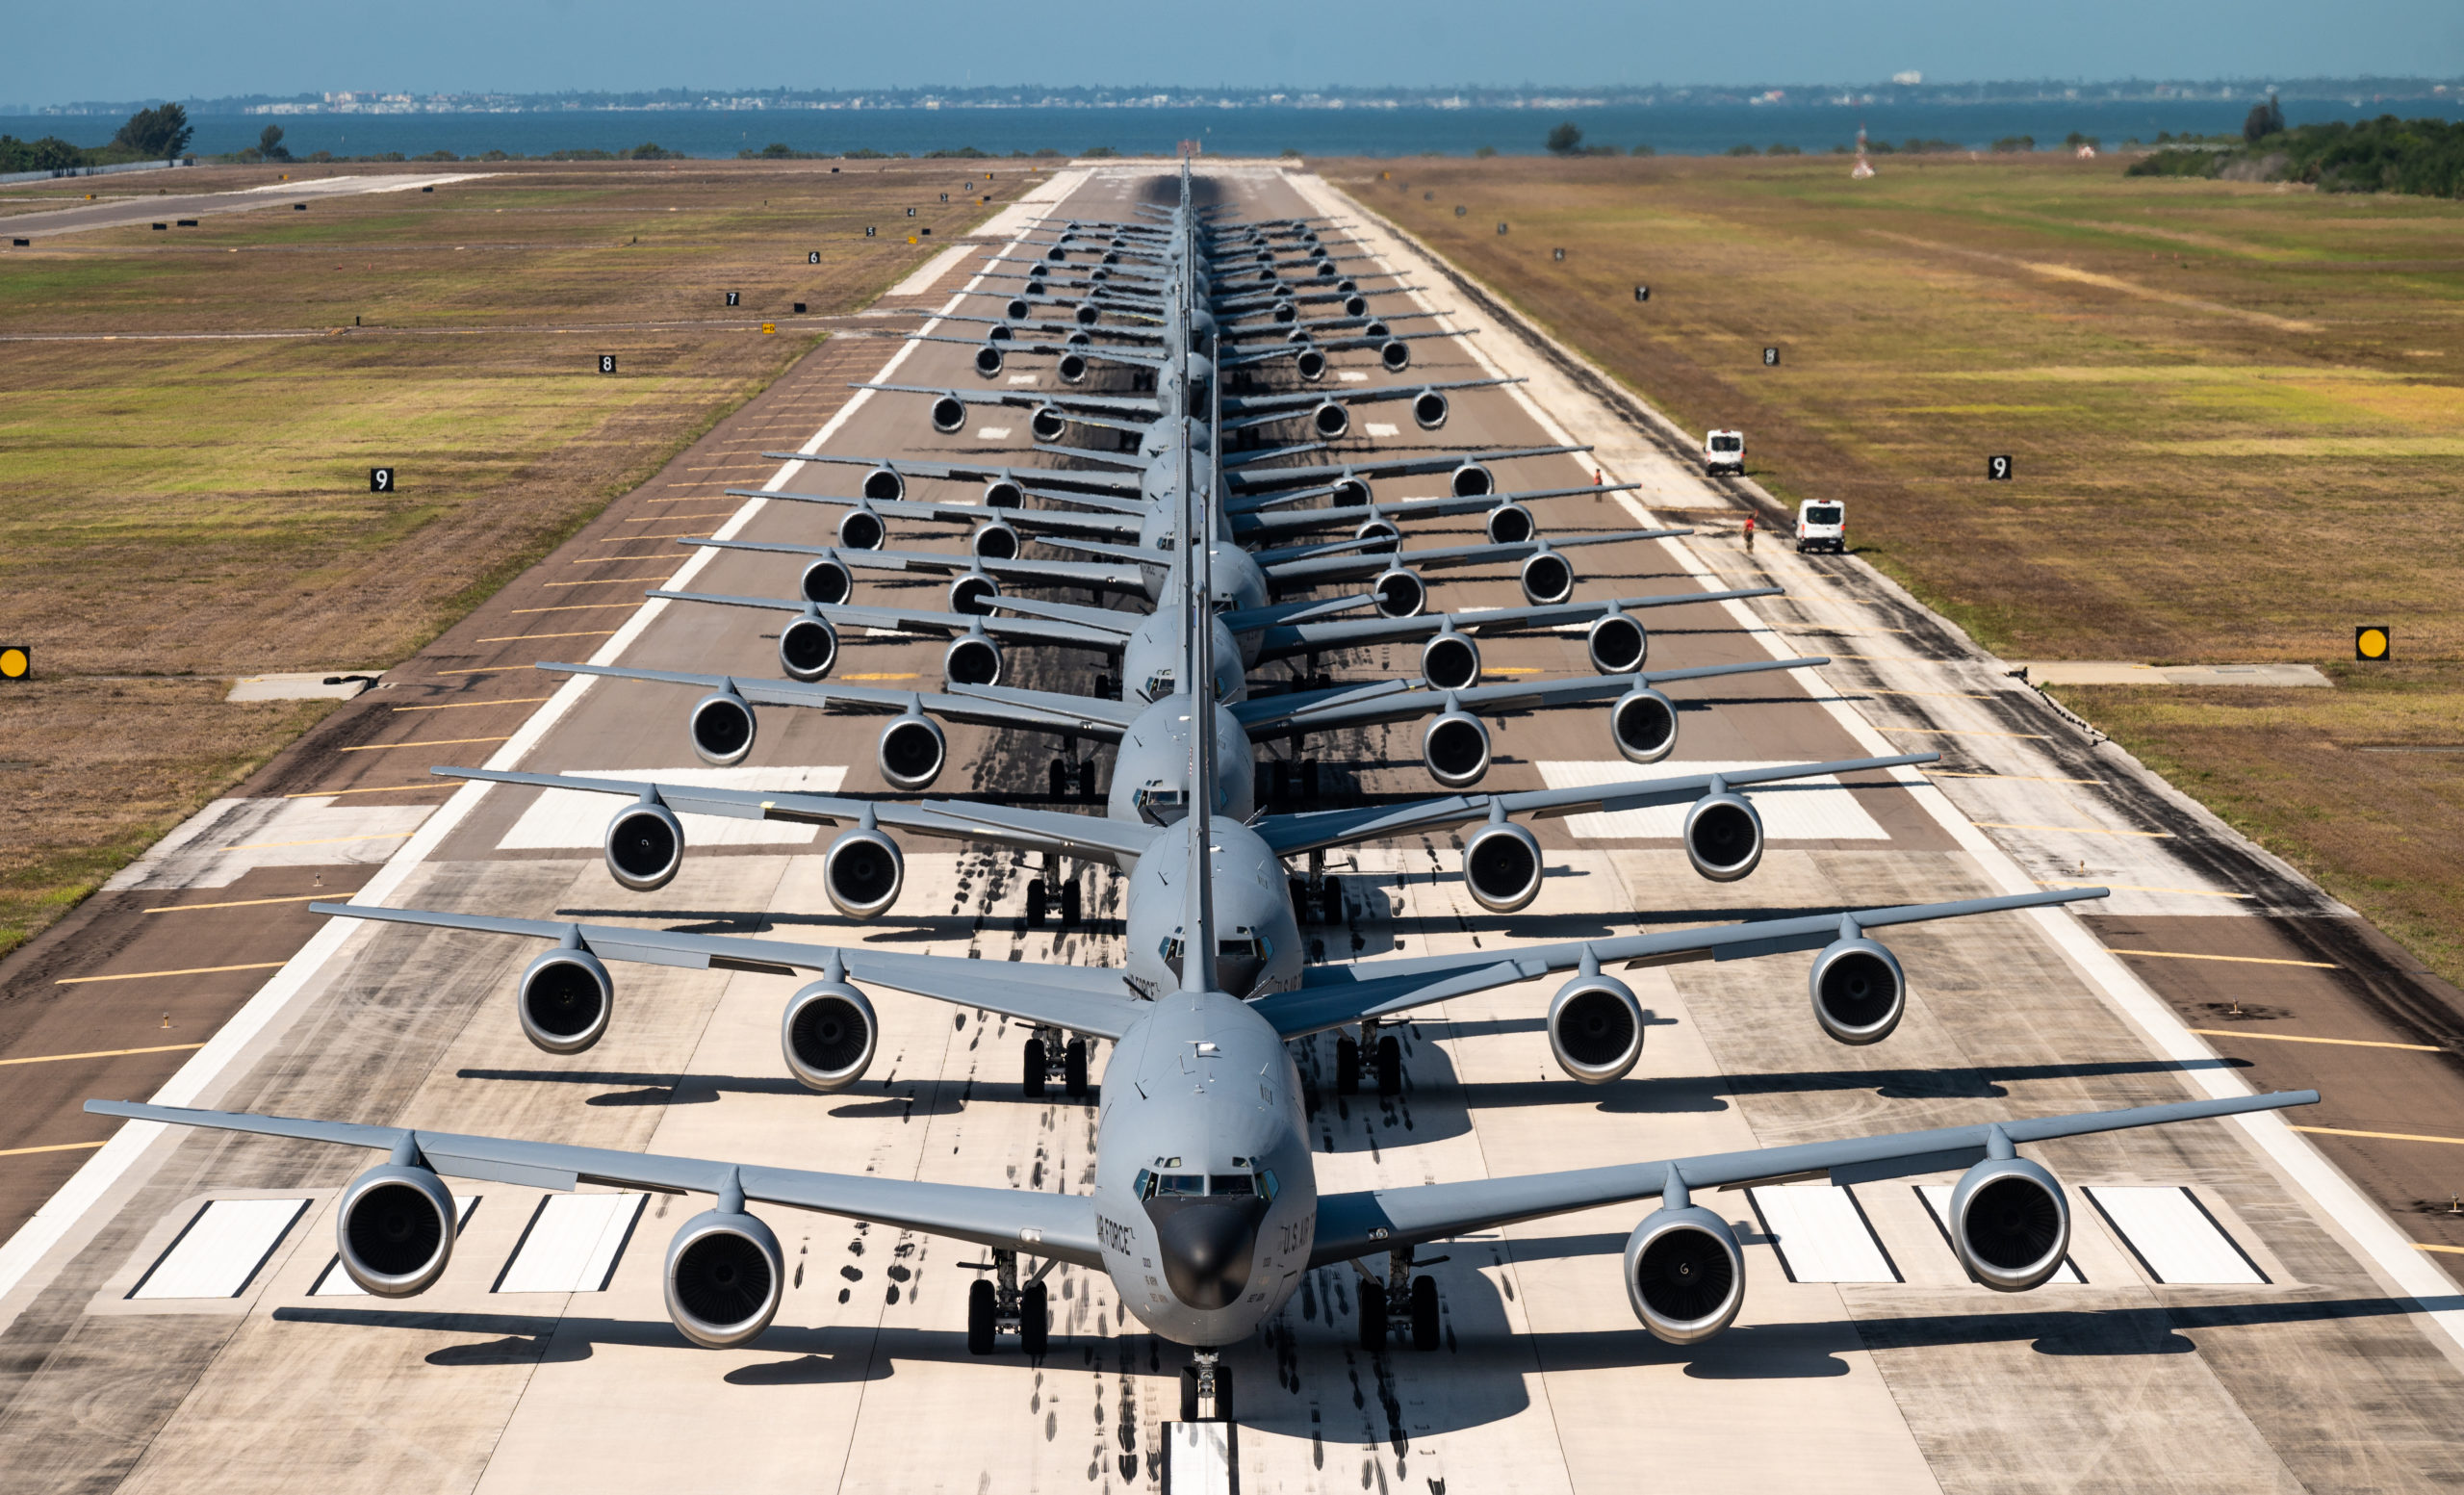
[1158,1174,1205,1198]
[1209,1174,1255,1197]
[1144,669,1176,699]
[1256,1169,1280,1202]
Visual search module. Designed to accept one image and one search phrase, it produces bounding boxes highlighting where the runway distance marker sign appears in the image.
[1763,347,1781,366]
[369,468,395,494]
[724,291,740,307]
[598,355,617,374]
[1988,455,2014,480]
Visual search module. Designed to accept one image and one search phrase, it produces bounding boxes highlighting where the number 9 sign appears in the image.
[369,467,395,493]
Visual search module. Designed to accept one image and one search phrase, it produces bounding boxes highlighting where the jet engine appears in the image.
[1484,502,1535,546]
[335,1160,457,1298]
[1463,818,1543,913]
[518,943,613,1055]
[973,344,1004,379]
[1295,348,1327,382]
[948,570,1001,616]
[664,1199,783,1349]
[1520,547,1575,606]
[969,520,1020,560]
[1330,476,1372,507]
[1352,516,1400,548]
[799,554,852,606]
[943,630,1004,686]
[1548,969,1645,1083]
[836,506,886,551]
[1809,934,1906,1045]
[930,395,967,434]
[1342,294,1369,318]
[1449,461,1494,499]
[1423,709,1491,788]
[1030,405,1068,442]
[1682,787,1763,883]
[1624,1199,1745,1344]
[1057,352,1090,385]
[1003,296,1032,321]
[1945,1153,2070,1293]
[1609,685,1679,764]
[688,690,756,767]
[878,711,947,790]
[1311,401,1349,440]
[982,477,1023,509]
[1421,629,1482,691]
[603,797,684,892]
[823,826,905,918]
[1411,390,1450,430]
[860,467,904,502]
[1586,610,1647,674]
[1372,566,1426,619]
[1379,340,1411,374]
[778,610,838,682]
[781,978,880,1092]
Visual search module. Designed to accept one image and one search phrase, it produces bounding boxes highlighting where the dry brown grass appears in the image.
[0,160,1006,954]
[1328,153,2464,983]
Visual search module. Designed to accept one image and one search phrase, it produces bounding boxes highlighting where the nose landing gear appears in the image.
[1178,1349,1235,1422]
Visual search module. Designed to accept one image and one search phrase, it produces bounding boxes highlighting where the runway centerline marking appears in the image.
[146,893,346,913]
[2110,948,2338,968]
[475,632,617,643]
[0,1142,108,1158]
[2294,1125,2464,1147]
[57,962,287,986]
[2192,1029,2443,1052]
[0,1043,208,1067]
[337,736,513,753]
[394,697,553,712]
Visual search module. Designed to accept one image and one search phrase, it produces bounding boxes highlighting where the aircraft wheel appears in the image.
[1357,1283,1387,1351]
[1063,1040,1089,1097]
[1410,1276,1441,1351]
[1320,874,1345,924]
[1178,1367,1199,1422]
[1375,1036,1403,1096]
[1334,1037,1360,1095]
[1026,881,1048,927]
[1048,760,1068,798]
[1076,760,1098,798]
[967,1279,997,1355]
[1021,1281,1049,1356]
[1023,1039,1047,1097]
[1060,880,1082,925]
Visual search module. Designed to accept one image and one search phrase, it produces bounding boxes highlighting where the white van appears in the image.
[1796,500,1845,554]
[1703,428,1745,476]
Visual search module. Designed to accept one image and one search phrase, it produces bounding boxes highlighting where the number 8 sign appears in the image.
[599,354,617,374]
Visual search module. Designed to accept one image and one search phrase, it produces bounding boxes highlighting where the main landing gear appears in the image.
[1288,848,1346,925]
[1356,1249,1443,1353]
[1332,1018,1402,1097]
[1022,1025,1091,1098]
[1179,1349,1235,1422]
[1046,737,1099,801]
[1024,851,1083,928]
[965,1249,1050,1357]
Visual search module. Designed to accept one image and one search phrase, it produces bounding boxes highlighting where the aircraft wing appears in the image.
[1250,586,1784,661]
[1233,657,1828,738]
[757,452,1142,501]
[86,1101,1104,1268]
[1253,754,1935,858]
[438,767,1161,865]
[853,382,1164,423]
[726,487,1141,541]
[1221,446,1589,498]
[305,903,1149,1042]
[545,662,1138,742]
[648,589,1128,652]
[1305,1090,2318,1267]
[1259,528,1685,587]
[1253,888,2108,1039]
[1229,483,1639,542]
[682,539,1154,596]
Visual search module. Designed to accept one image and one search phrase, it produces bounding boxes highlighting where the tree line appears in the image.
[0,102,192,173]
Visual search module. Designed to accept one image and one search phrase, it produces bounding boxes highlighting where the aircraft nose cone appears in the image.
[1156,1203,1259,1311]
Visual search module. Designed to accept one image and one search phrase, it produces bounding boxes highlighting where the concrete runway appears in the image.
[1,171,492,241]
[2,163,2462,1492]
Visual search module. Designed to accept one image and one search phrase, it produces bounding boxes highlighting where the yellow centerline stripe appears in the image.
[222,831,416,851]
[2416,1243,2464,1255]
[59,962,287,986]
[0,1141,108,1158]
[475,631,617,643]
[545,574,671,588]
[146,893,335,913]
[628,512,735,524]
[2110,947,2337,968]
[1976,821,2172,838]
[337,735,512,753]
[0,1042,208,1066]
[510,603,637,614]
[2190,1028,2441,1052]
[394,696,552,712]
[2294,1125,2464,1147]
[597,532,705,543]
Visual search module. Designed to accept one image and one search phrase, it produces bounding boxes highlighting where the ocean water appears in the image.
[7,97,2458,163]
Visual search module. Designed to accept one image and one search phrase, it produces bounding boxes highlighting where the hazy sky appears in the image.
[7,0,2459,106]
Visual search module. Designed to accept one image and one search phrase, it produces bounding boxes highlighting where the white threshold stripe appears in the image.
[0,177,1088,1336]
[1307,172,2464,1364]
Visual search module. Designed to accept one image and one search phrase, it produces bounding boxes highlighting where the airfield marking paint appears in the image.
[334,736,512,754]
[510,603,638,612]
[2110,948,2339,968]
[474,631,618,644]
[2040,880,2250,898]
[56,963,287,986]
[542,573,675,587]
[0,1143,107,1158]
[145,894,346,913]
[222,830,422,849]
[2192,1030,2443,1053]
[393,697,553,712]
[0,1044,208,1067]
[2295,1126,2464,1147]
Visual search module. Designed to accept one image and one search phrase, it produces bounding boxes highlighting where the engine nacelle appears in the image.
[778,611,838,682]
[860,467,904,503]
[1003,296,1032,321]
[1363,320,1391,338]
[1423,710,1491,788]
[1450,461,1494,499]
[1311,401,1349,440]
[1463,819,1543,913]
[1270,300,1297,323]
[1421,630,1481,691]
[1520,547,1575,606]
[1071,302,1100,326]
[836,506,886,551]
[943,631,1004,686]
[799,554,852,606]
[1484,502,1534,546]
[972,344,1005,379]
[1058,352,1090,385]
[781,979,880,1092]
[982,477,1023,508]
[823,827,905,918]
[1947,1155,2070,1292]
[1330,476,1372,507]
[1352,517,1400,549]
[689,690,756,767]
[948,570,1000,616]
[1809,936,1906,1046]
[930,395,967,434]
[335,1163,456,1298]
[664,1207,783,1349]
[969,520,1020,561]
[1548,971,1644,1083]
[1379,339,1411,374]
[1610,685,1678,764]
[1411,389,1450,430]
[1372,566,1426,619]
[604,799,684,892]
[1586,610,1647,674]
[1342,293,1368,318]
[1682,790,1763,883]
[518,944,612,1055]
[1295,348,1327,382]
[878,712,947,790]
[1624,1205,1745,1344]
[1030,404,1068,442]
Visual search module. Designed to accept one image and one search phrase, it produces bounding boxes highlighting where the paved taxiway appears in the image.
[1,164,2461,1492]
[1,171,493,241]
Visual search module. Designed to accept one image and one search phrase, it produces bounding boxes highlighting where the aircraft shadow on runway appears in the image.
[1424,1054,2251,1115]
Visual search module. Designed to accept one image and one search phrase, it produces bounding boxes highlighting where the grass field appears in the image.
[0,160,1003,957]
[1331,153,2464,983]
